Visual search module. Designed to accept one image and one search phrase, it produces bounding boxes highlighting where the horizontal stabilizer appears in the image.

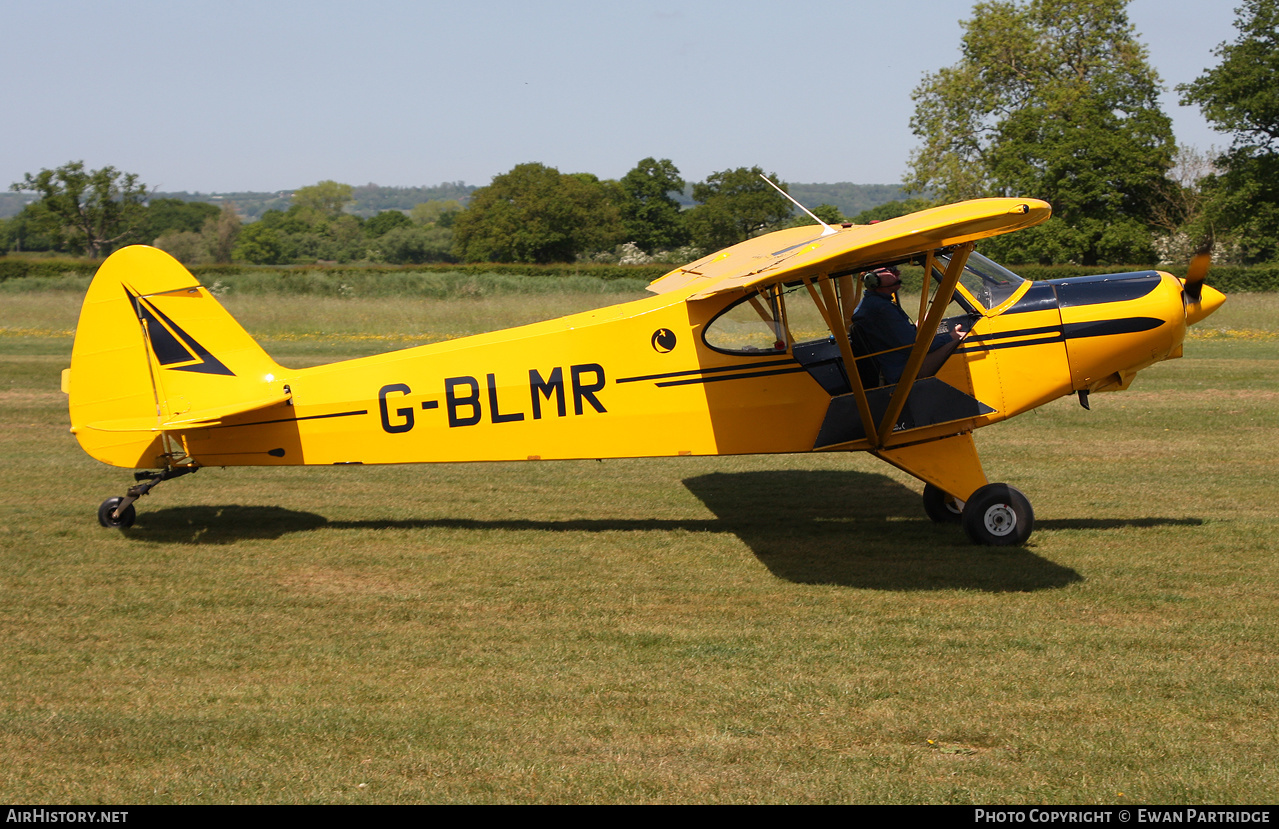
[82,391,293,434]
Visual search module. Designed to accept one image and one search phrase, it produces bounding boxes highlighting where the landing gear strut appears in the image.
[97,466,198,529]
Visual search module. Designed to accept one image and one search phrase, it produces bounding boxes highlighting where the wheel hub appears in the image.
[983,503,1017,536]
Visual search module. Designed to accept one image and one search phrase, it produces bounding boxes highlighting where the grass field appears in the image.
[1,282,1276,804]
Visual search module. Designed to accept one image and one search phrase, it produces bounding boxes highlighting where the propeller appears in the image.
[1184,240,1212,305]
[1182,239,1227,326]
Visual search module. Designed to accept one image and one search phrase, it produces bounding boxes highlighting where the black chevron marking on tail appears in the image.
[125,286,235,376]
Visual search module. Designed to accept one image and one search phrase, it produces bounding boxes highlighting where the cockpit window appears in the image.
[934,251,1026,311]
[702,290,789,354]
[778,282,837,344]
[703,280,846,355]
[703,253,1024,355]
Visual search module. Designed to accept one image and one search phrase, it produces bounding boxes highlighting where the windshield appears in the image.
[934,251,1026,310]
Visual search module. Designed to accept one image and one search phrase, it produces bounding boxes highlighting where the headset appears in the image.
[863,266,902,289]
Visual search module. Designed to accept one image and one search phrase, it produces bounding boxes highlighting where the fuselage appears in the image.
[65,210,1224,474]
[136,260,1221,469]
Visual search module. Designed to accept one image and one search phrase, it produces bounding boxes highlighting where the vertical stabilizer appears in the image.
[67,246,285,468]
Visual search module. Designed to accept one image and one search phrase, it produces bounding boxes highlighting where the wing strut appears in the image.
[802,274,878,447]
[877,243,973,447]
[917,251,936,322]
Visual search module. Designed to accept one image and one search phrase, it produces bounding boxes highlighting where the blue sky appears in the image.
[1,0,1242,193]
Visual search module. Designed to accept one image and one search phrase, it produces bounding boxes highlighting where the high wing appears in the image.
[647,198,1051,299]
[646,198,1050,457]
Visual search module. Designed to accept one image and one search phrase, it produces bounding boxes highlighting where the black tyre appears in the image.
[961,483,1033,546]
[97,497,136,529]
[922,483,964,524]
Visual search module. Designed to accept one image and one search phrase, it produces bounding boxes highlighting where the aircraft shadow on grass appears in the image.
[126,469,1200,593]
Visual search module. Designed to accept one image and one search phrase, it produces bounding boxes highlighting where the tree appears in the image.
[291,180,355,219]
[153,231,205,265]
[0,205,61,253]
[618,157,687,252]
[365,209,413,237]
[809,204,846,225]
[377,225,455,264]
[785,203,848,230]
[10,161,149,258]
[684,167,793,251]
[451,163,623,263]
[233,220,286,265]
[203,202,242,264]
[1179,0,1279,262]
[155,203,242,267]
[1179,0,1278,158]
[410,199,463,227]
[906,0,1175,264]
[135,198,220,245]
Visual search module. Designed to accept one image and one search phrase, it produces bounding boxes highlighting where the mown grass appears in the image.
[1,284,1276,803]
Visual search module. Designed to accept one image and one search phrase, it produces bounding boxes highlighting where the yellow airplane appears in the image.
[63,197,1224,545]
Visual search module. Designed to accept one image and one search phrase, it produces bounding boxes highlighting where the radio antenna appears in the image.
[759,174,838,237]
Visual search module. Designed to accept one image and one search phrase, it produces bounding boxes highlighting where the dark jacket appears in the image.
[851,291,950,383]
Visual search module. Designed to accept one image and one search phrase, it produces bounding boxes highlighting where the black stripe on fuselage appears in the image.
[965,324,1063,344]
[654,366,810,387]
[957,316,1165,354]
[201,409,369,429]
[1062,317,1165,338]
[615,358,795,385]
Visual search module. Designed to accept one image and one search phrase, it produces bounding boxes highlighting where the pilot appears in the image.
[850,266,964,384]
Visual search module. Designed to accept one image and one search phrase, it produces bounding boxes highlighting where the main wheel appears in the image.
[97,497,136,529]
[922,483,964,524]
[961,483,1033,546]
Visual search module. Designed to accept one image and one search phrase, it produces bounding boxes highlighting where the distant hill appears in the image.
[0,184,482,221]
[0,189,298,221]
[788,183,908,219]
[0,192,33,219]
[0,181,905,221]
[145,191,294,222]
[145,183,478,221]
[347,183,475,216]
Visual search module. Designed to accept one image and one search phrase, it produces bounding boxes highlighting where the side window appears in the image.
[778,282,837,345]
[703,279,852,354]
[703,291,788,354]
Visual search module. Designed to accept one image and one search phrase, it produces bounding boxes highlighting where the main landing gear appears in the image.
[923,482,1034,546]
[97,466,198,529]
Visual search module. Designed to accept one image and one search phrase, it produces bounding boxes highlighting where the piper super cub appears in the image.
[63,197,1224,545]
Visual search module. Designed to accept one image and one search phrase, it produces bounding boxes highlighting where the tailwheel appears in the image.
[922,483,964,523]
[98,496,136,529]
[961,483,1033,546]
[94,465,198,529]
